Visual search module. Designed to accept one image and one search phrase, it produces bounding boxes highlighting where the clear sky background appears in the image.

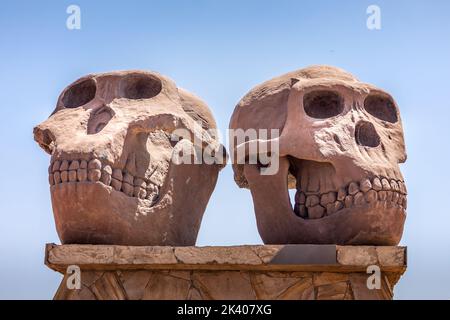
[0,0,449,299]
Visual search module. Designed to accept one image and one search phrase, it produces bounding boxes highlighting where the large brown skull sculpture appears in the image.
[34,71,224,246]
[230,65,407,245]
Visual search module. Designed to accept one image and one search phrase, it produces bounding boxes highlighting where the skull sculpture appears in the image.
[34,70,224,246]
[229,65,407,245]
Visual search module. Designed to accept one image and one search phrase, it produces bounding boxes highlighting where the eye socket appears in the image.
[62,78,96,108]
[120,74,162,100]
[364,94,398,123]
[303,90,344,119]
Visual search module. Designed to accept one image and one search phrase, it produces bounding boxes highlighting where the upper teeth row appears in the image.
[48,159,159,201]
[294,177,407,219]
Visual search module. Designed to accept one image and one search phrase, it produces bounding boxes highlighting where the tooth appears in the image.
[69,160,80,171]
[360,179,372,193]
[386,191,394,202]
[320,192,336,206]
[381,178,391,190]
[54,171,61,184]
[337,187,346,201]
[133,186,140,198]
[68,170,77,182]
[88,159,102,170]
[396,193,403,206]
[402,197,407,209]
[365,190,377,203]
[390,180,399,192]
[48,164,53,174]
[296,205,307,218]
[392,192,399,204]
[123,173,134,185]
[52,161,61,172]
[101,172,111,186]
[101,165,112,186]
[300,205,307,218]
[295,192,306,205]
[61,171,68,183]
[88,169,101,182]
[112,168,123,181]
[306,195,320,207]
[354,192,366,205]
[60,160,69,171]
[125,153,137,176]
[326,203,336,215]
[398,181,405,194]
[293,203,300,216]
[77,168,87,182]
[334,201,344,212]
[80,160,88,169]
[327,201,344,215]
[104,165,113,175]
[344,195,353,208]
[122,182,134,196]
[299,192,306,204]
[348,182,359,195]
[372,177,382,191]
[111,178,122,191]
[308,205,325,219]
[378,191,387,201]
[398,195,404,207]
[49,174,54,186]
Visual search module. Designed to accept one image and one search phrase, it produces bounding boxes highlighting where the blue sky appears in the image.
[0,0,449,299]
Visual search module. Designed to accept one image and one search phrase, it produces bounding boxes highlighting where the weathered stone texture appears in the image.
[48,244,406,300]
[229,65,408,246]
[34,70,225,247]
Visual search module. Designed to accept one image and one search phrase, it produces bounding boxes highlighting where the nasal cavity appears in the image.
[355,121,380,147]
[87,106,114,135]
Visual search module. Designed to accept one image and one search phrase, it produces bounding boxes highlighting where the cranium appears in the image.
[229,65,407,245]
[34,70,224,246]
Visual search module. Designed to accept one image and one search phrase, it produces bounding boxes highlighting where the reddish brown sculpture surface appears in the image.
[34,71,224,246]
[230,65,407,245]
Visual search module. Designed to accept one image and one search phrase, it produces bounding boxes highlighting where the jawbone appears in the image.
[50,160,220,246]
[244,157,406,245]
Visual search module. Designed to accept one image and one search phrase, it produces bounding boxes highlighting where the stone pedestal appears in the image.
[45,244,406,300]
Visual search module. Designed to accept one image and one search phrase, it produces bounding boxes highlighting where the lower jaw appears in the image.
[247,158,406,245]
[256,200,406,245]
[50,181,170,245]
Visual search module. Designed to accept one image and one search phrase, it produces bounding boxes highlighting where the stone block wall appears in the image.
[45,244,406,300]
